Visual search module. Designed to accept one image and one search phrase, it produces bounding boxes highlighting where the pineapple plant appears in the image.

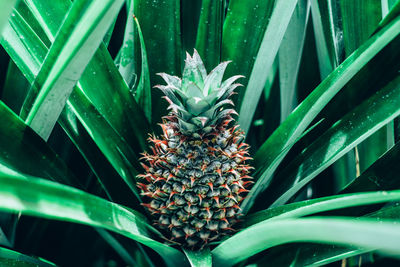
[138,51,252,248]
[0,0,400,266]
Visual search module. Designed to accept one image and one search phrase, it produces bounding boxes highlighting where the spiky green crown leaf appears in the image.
[155,50,244,136]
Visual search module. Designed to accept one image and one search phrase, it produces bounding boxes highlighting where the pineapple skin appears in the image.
[138,50,253,249]
[138,115,252,249]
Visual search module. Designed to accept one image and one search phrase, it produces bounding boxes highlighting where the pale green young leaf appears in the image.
[22,0,150,154]
[0,0,18,35]
[238,0,298,134]
[213,217,400,267]
[24,0,125,140]
[279,0,310,121]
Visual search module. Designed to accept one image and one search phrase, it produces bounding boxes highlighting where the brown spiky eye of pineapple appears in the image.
[137,50,253,249]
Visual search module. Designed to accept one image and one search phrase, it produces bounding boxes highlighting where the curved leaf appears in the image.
[0,246,55,267]
[267,74,400,208]
[279,0,310,121]
[132,16,151,123]
[213,217,400,266]
[238,0,298,133]
[23,0,125,140]
[195,0,223,71]
[243,12,400,213]
[134,0,182,126]
[222,0,275,104]
[0,172,186,267]
[118,0,136,88]
[22,0,150,154]
[0,0,18,34]
[1,4,143,200]
[244,190,400,227]
[184,248,212,267]
[0,101,80,187]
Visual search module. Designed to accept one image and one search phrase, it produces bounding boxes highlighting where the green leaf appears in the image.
[0,0,18,34]
[195,0,223,71]
[341,0,382,57]
[267,75,400,208]
[244,190,400,228]
[66,88,142,198]
[0,246,55,267]
[0,9,47,82]
[222,0,275,104]
[0,172,186,267]
[340,0,388,174]
[341,140,400,194]
[134,0,182,126]
[21,0,150,154]
[279,0,310,121]
[184,248,212,267]
[133,16,152,124]
[213,217,400,267]
[118,0,136,88]
[238,0,298,134]
[58,107,137,206]
[1,61,31,113]
[243,12,400,213]
[309,0,340,76]
[0,100,80,187]
[22,0,125,140]
[1,8,143,201]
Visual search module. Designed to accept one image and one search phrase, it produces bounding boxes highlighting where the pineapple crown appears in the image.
[155,50,244,136]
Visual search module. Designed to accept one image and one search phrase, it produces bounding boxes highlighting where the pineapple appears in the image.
[137,50,253,249]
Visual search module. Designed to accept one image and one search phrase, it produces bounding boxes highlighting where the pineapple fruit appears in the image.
[138,50,253,249]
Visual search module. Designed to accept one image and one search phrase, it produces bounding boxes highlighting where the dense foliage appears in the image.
[1,0,400,266]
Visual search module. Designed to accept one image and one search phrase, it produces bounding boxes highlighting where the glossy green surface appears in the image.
[244,190,400,227]
[1,1,400,266]
[238,0,298,133]
[184,248,212,267]
[213,217,400,266]
[244,12,400,213]
[0,246,55,267]
[0,172,185,266]
[23,0,125,140]
[268,75,400,208]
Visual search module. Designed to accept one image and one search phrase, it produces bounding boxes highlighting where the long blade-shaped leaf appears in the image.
[0,172,186,266]
[184,248,212,267]
[341,140,400,194]
[279,0,310,121]
[244,190,400,227]
[58,108,136,206]
[0,100,79,187]
[213,217,400,267]
[222,0,275,104]
[238,0,298,134]
[22,0,150,153]
[0,0,18,34]
[268,75,400,208]
[23,0,125,140]
[0,246,55,266]
[243,12,400,213]
[134,0,182,126]
[133,16,151,123]
[1,5,143,201]
[118,0,136,88]
[195,0,223,71]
